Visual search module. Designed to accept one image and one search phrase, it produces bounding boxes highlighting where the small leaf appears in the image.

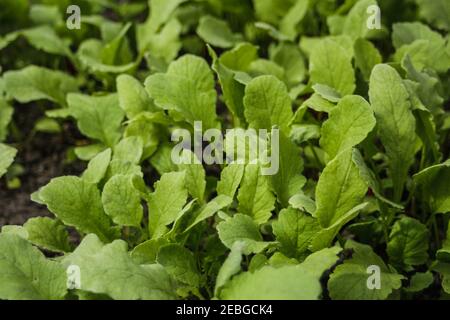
[369,64,417,202]
[315,148,367,228]
[238,164,275,224]
[387,217,429,270]
[309,38,355,96]
[217,163,245,199]
[272,208,320,259]
[0,233,67,300]
[64,235,178,300]
[0,143,16,178]
[40,176,118,242]
[320,95,376,160]
[220,264,321,300]
[328,240,404,300]
[82,148,111,184]
[102,174,143,227]
[217,214,272,254]
[4,65,78,106]
[117,74,156,119]
[157,244,202,287]
[243,75,293,133]
[197,16,242,48]
[68,93,124,147]
[23,217,71,253]
[148,171,187,238]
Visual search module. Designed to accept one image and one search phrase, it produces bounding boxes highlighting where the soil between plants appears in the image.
[0,104,85,227]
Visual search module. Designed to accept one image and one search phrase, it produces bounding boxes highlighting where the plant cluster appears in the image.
[0,0,450,300]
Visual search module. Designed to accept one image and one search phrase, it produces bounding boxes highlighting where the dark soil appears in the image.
[0,104,85,227]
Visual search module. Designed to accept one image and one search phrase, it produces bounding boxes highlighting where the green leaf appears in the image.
[272,208,320,259]
[77,39,136,74]
[0,98,13,142]
[269,42,306,86]
[395,40,450,74]
[314,148,367,228]
[328,240,404,300]
[217,163,245,199]
[219,42,258,71]
[387,217,429,270]
[405,271,433,293]
[40,176,118,242]
[217,214,272,254]
[1,225,28,238]
[23,217,71,253]
[184,195,232,232]
[64,235,178,299]
[437,221,450,262]
[220,264,321,300]
[145,55,219,129]
[117,74,156,119]
[300,93,336,114]
[34,117,61,133]
[102,174,143,227]
[342,0,379,40]
[107,159,142,179]
[144,0,186,32]
[392,22,443,49]
[392,22,450,73]
[289,193,316,214]
[197,16,242,48]
[29,4,62,25]
[4,66,78,106]
[157,244,201,287]
[82,148,111,184]
[254,0,293,25]
[310,202,369,252]
[249,59,285,84]
[150,143,177,175]
[208,45,246,125]
[178,150,206,203]
[0,233,67,300]
[403,55,444,115]
[309,37,355,96]
[237,164,275,224]
[354,38,382,81]
[113,136,143,164]
[0,143,16,178]
[369,64,417,202]
[312,84,341,103]
[138,18,182,64]
[124,112,163,160]
[297,246,342,278]
[279,0,309,40]
[21,26,73,59]
[320,95,376,160]
[131,238,169,264]
[432,261,450,294]
[148,171,187,238]
[214,241,245,296]
[271,128,306,207]
[352,149,404,209]
[243,75,293,133]
[413,160,450,214]
[416,0,450,31]
[68,93,124,147]
[74,144,106,161]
